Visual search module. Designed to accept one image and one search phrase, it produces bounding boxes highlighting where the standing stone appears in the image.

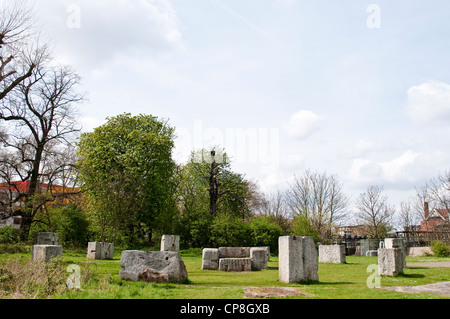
[378,248,404,276]
[119,250,188,283]
[202,248,219,270]
[37,232,59,245]
[384,238,406,269]
[218,247,250,258]
[161,235,180,252]
[319,245,346,263]
[32,245,63,262]
[87,242,114,260]
[219,258,252,272]
[359,239,380,256]
[279,236,319,283]
[250,247,268,270]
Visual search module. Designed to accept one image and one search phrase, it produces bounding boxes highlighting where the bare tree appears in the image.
[259,188,287,219]
[0,1,49,101]
[0,64,85,237]
[209,150,228,217]
[286,169,349,241]
[426,170,450,212]
[397,201,420,232]
[355,185,395,239]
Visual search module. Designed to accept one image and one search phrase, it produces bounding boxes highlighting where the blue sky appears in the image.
[31,0,450,213]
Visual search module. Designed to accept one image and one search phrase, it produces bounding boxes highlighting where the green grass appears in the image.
[1,249,450,299]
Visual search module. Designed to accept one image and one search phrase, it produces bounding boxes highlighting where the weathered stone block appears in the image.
[279,236,318,283]
[119,250,188,283]
[407,247,432,257]
[319,245,346,263]
[250,247,268,270]
[32,245,63,262]
[87,242,114,260]
[218,247,250,258]
[259,246,270,261]
[161,235,180,252]
[366,250,378,256]
[219,258,252,272]
[202,248,219,270]
[384,238,406,268]
[378,248,404,276]
[36,232,59,245]
[359,239,380,256]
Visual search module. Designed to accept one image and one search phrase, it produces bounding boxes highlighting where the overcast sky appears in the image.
[29,0,450,215]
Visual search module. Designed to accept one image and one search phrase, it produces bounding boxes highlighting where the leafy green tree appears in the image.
[77,113,177,245]
[247,216,284,253]
[209,214,249,247]
[54,206,89,247]
[291,213,321,242]
[175,148,254,247]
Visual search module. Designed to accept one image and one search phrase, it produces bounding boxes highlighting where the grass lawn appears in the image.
[1,249,450,299]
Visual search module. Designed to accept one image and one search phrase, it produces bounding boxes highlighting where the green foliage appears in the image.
[0,226,20,244]
[77,113,177,245]
[291,213,321,242]
[247,216,284,253]
[431,241,450,257]
[175,148,256,248]
[209,214,249,247]
[54,206,89,248]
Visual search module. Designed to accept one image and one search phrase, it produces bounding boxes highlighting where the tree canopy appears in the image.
[77,113,177,244]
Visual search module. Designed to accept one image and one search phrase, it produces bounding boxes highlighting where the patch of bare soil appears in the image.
[382,281,450,297]
[243,287,313,299]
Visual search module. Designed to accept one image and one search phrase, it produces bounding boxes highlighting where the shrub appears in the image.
[55,206,90,247]
[209,214,249,247]
[431,241,450,257]
[291,213,321,242]
[0,226,20,244]
[247,216,284,254]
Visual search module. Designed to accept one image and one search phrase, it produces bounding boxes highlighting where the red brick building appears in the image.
[420,202,449,232]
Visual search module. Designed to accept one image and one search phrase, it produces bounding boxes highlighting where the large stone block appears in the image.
[383,238,406,268]
[407,247,432,257]
[378,248,404,276]
[202,248,219,270]
[219,258,252,272]
[119,250,188,283]
[87,242,114,260]
[32,245,63,262]
[218,247,250,258]
[279,236,318,283]
[161,235,180,252]
[359,239,380,256]
[250,247,268,270]
[319,245,346,263]
[36,232,59,245]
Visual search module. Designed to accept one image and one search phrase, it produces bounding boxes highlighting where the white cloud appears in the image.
[405,80,450,123]
[345,139,376,158]
[282,110,323,139]
[347,150,426,189]
[379,150,421,184]
[38,0,184,68]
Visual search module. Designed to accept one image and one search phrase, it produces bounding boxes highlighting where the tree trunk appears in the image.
[209,151,218,217]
